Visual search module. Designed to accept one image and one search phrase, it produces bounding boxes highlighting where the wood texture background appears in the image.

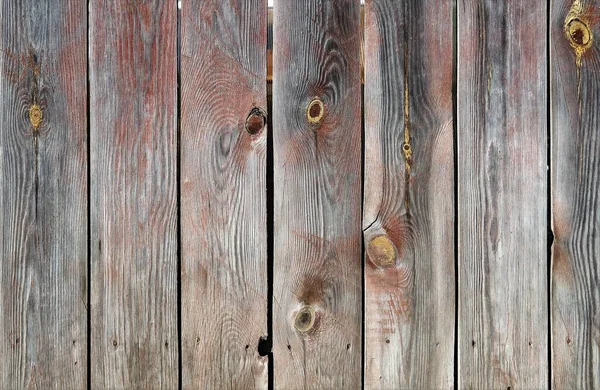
[551,0,600,388]
[363,0,454,387]
[180,0,268,388]
[272,0,363,388]
[458,0,549,388]
[3,0,600,388]
[89,0,178,387]
[0,0,88,387]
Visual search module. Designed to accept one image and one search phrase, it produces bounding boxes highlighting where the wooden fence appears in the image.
[0,0,597,388]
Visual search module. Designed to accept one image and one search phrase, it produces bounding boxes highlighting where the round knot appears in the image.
[306,98,324,124]
[568,19,591,47]
[294,305,315,333]
[367,235,397,267]
[245,107,267,135]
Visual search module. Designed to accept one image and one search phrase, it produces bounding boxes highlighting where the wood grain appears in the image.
[458,0,549,387]
[0,0,87,387]
[551,0,600,388]
[363,0,454,387]
[180,0,268,388]
[89,1,178,387]
[272,0,362,388]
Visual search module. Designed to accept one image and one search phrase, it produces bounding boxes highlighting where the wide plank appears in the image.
[458,0,549,387]
[89,1,178,387]
[180,0,269,388]
[272,0,362,388]
[0,0,87,387]
[551,0,600,388]
[363,0,454,387]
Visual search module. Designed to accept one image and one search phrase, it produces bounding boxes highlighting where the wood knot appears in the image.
[306,98,324,123]
[567,19,591,47]
[294,305,315,333]
[403,142,412,160]
[29,104,42,129]
[367,235,397,267]
[245,107,266,135]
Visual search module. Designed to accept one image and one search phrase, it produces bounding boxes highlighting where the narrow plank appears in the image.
[180,0,268,388]
[272,0,362,387]
[551,0,600,388]
[458,0,549,387]
[363,0,454,387]
[0,0,87,387]
[89,1,178,387]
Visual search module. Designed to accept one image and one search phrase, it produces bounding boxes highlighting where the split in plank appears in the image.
[363,0,455,387]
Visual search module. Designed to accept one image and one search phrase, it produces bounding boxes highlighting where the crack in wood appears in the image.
[403,43,412,210]
[29,51,41,221]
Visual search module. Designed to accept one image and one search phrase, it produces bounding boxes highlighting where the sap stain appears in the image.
[29,104,42,129]
[297,275,325,304]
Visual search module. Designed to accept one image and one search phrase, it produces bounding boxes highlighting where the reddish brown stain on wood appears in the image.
[90,0,178,387]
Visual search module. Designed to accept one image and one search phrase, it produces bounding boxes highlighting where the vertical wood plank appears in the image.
[89,1,178,387]
[272,0,362,387]
[551,0,600,388]
[0,0,88,387]
[180,0,268,388]
[363,0,454,387]
[458,0,549,388]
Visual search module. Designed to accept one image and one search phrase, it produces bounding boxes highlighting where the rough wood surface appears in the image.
[89,1,178,387]
[551,0,600,388]
[0,0,87,387]
[272,0,362,388]
[363,0,454,388]
[180,0,268,388]
[458,0,549,388]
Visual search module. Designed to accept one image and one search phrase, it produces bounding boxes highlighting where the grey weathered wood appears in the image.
[89,1,178,387]
[551,0,600,388]
[363,0,454,387]
[180,0,269,388]
[458,0,549,387]
[272,0,362,387]
[0,0,87,387]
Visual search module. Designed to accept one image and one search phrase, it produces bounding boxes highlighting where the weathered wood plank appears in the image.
[551,1,600,388]
[89,1,178,387]
[272,0,362,387]
[180,0,268,388]
[458,0,549,387]
[0,0,87,387]
[363,0,454,387]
